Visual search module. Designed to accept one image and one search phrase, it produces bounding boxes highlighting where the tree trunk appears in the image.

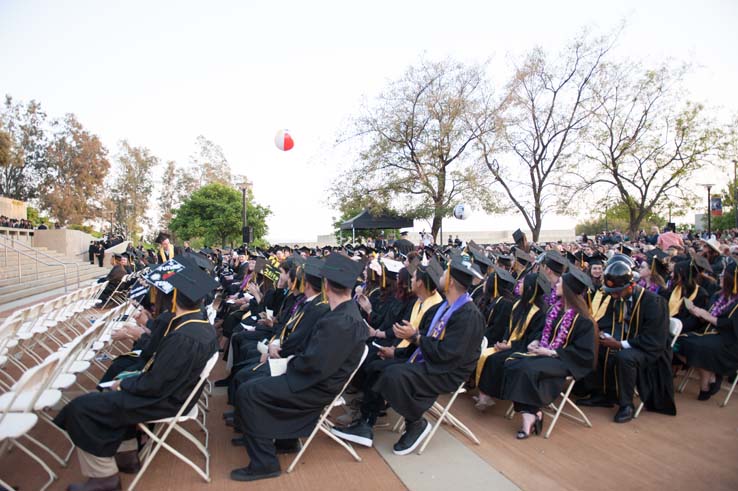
[431,212,443,244]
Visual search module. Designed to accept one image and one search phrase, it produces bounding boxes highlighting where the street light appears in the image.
[699,183,715,238]
[238,180,253,245]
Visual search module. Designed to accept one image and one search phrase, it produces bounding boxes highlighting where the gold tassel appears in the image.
[321,281,327,303]
[444,265,451,293]
[493,274,498,298]
[733,267,737,295]
[381,264,386,289]
[172,288,177,314]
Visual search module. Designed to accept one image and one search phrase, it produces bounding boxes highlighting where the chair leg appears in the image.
[418,387,463,455]
[287,409,330,473]
[13,438,57,491]
[544,380,575,439]
[634,401,645,418]
[505,402,515,420]
[677,368,694,393]
[720,371,738,407]
[320,425,361,462]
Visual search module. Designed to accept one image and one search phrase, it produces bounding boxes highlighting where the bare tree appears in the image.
[576,63,721,237]
[480,33,614,241]
[331,59,499,240]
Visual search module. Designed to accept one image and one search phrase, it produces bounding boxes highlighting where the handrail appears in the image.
[0,235,81,292]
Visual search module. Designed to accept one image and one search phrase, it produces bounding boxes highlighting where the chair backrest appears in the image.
[480,336,488,352]
[2,353,62,417]
[669,318,683,348]
[331,344,369,404]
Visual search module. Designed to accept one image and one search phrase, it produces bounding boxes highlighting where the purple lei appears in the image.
[709,294,738,317]
[545,289,559,308]
[540,307,576,350]
[514,279,523,297]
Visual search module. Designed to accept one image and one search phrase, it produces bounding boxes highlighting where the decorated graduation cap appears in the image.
[144,255,218,306]
[381,258,404,279]
[562,264,593,295]
[154,231,171,244]
[183,251,214,272]
[321,252,363,289]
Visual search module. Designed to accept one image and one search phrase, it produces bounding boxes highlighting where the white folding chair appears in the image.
[413,338,487,454]
[287,345,369,473]
[128,352,220,491]
[634,318,682,418]
[0,354,63,491]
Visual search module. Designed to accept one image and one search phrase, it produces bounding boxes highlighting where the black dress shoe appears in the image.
[223,410,235,420]
[614,404,635,423]
[577,394,615,408]
[392,418,431,455]
[230,465,281,482]
[114,450,140,474]
[67,475,122,491]
[275,439,302,454]
[231,436,245,446]
[708,375,723,396]
[330,420,374,448]
[698,390,712,401]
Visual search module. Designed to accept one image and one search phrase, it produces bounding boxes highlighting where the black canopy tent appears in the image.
[339,209,414,243]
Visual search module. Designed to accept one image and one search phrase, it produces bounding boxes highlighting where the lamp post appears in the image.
[700,183,714,238]
[238,180,253,245]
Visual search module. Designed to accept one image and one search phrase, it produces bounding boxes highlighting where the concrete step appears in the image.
[0,269,103,306]
[0,265,104,288]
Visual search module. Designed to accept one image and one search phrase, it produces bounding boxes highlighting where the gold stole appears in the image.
[591,290,610,321]
[158,244,175,263]
[397,292,443,348]
[669,285,698,317]
[474,302,539,385]
[141,310,205,372]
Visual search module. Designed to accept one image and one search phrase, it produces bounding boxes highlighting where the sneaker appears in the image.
[392,418,431,455]
[330,420,374,447]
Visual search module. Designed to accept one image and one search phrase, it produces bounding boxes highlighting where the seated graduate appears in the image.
[337,259,446,443]
[637,250,669,297]
[224,259,330,410]
[679,260,738,400]
[667,259,709,333]
[356,258,404,336]
[54,256,219,491]
[474,272,550,411]
[332,254,485,455]
[230,252,367,482]
[478,266,517,345]
[577,260,675,422]
[97,253,128,304]
[502,267,596,439]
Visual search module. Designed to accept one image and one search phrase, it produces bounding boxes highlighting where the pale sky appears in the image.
[2,0,737,242]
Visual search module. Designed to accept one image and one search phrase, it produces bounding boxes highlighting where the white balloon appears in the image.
[453,204,470,220]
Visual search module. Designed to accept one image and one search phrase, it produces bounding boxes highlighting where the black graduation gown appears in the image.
[484,296,514,345]
[679,301,738,375]
[669,285,709,333]
[236,299,368,439]
[99,311,175,383]
[477,303,545,398]
[502,315,595,409]
[54,312,218,457]
[373,301,485,422]
[98,265,126,302]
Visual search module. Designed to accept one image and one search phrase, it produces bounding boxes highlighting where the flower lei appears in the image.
[514,279,523,297]
[638,279,660,294]
[540,307,576,350]
[545,288,559,308]
[709,294,738,317]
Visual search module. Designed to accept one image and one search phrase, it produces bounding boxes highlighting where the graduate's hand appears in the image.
[599,337,622,350]
[374,329,387,339]
[393,323,417,340]
[527,340,540,351]
[367,326,377,338]
[258,317,274,328]
[378,346,395,360]
[111,328,128,342]
[356,295,372,314]
[494,341,510,351]
[530,346,556,357]
[268,343,281,359]
[259,352,268,364]
[110,380,121,392]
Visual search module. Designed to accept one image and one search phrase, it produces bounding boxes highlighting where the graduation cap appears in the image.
[618,244,634,257]
[448,253,484,288]
[199,247,214,255]
[470,248,494,271]
[303,257,324,279]
[496,254,513,267]
[532,272,552,299]
[562,265,593,295]
[690,252,713,274]
[531,244,545,255]
[543,250,568,275]
[154,232,171,244]
[512,229,526,246]
[144,255,218,304]
[514,248,532,266]
[321,252,363,289]
[381,258,404,279]
[254,257,268,274]
[645,250,669,279]
[183,251,214,272]
[588,252,607,266]
[418,257,444,291]
[492,265,516,287]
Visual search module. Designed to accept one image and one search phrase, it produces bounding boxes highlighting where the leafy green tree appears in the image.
[170,183,271,247]
[109,140,158,238]
[0,96,48,200]
[158,160,178,230]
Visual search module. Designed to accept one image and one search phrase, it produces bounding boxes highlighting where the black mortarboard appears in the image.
[492,265,516,287]
[113,253,123,260]
[154,232,170,244]
[619,244,633,257]
[562,265,593,295]
[497,254,513,266]
[184,251,214,272]
[321,252,363,289]
[418,257,444,291]
[512,229,525,245]
[254,257,267,274]
[514,248,531,266]
[534,273,551,298]
[303,257,323,279]
[588,252,607,266]
[543,250,568,274]
[200,247,214,255]
[448,253,484,288]
[690,253,713,274]
[531,244,545,255]
[470,248,493,270]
